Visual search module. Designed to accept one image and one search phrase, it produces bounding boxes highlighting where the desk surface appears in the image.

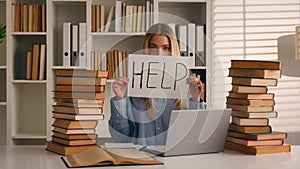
[0,145,299,169]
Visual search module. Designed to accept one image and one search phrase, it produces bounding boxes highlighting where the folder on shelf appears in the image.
[63,22,71,67]
[72,24,79,66]
[168,23,176,35]
[177,25,187,57]
[79,23,87,67]
[195,25,205,66]
[188,23,196,67]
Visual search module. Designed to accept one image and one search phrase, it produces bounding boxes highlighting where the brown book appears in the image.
[52,131,97,140]
[14,2,22,32]
[46,141,100,155]
[22,3,29,32]
[52,112,104,121]
[31,44,40,80]
[41,4,46,32]
[26,51,32,80]
[225,141,291,155]
[52,137,96,146]
[52,119,98,129]
[56,99,104,107]
[56,77,107,86]
[226,136,283,146]
[231,77,277,86]
[91,5,96,32]
[53,126,95,135]
[33,4,39,32]
[53,91,106,99]
[53,105,102,115]
[227,131,287,141]
[55,85,105,93]
[231,110,277,118]
[62,148,162,167]
[55,69,108,78]
[230,60,281,70]
[229,123,271,133]
[228,92,274,100]
[28,4,33,32]
[231,117,269,126]
[227,104,274,113]
[229,68,281,79]
[231,85,268,94]
[226,97,275,106]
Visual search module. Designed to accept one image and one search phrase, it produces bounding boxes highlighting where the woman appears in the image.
[109,23,204,145]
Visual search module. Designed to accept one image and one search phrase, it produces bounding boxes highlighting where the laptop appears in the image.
[142,109,232,157]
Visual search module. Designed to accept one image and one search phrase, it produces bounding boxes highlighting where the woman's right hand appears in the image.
[112,77,129,100]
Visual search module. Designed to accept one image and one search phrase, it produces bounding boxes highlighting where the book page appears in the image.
[107,149,161,165]
[65,148,115,167]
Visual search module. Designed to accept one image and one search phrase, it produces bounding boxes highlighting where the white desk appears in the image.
[0,145,299,169]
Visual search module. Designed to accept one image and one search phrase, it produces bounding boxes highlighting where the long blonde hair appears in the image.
[143,23,182,119]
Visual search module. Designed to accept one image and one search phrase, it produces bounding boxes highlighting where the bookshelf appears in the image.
[0,0,7,145]
[4,0,211,145]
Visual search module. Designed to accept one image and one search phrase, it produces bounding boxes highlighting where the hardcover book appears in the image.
[226,97,275,106]
[228,123,272,134]
[226,136,283,146]
[227,131,287,141]
[231,117,269,126]
[228,92,274,100]
[225,141,290,155]
[46,141,100,155]
[229,68,281,79]
[52,119,98,129]
[231,110,277,118]
[230,60,281,70]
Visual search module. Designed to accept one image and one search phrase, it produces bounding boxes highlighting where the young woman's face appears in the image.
[148,34,171,56]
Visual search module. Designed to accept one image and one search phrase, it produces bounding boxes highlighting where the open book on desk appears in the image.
[61,148,162,168]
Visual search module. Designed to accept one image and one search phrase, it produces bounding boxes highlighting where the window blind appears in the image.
[211,0,300,132]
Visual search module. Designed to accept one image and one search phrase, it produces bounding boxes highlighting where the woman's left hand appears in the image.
[187,76,203,102]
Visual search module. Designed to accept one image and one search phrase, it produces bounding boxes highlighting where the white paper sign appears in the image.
[127,54,190,98]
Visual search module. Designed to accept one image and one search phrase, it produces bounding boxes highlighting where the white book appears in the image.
[132,5,137,32]
[196,25,205,66]
[72,24,79,66]
[146,0,151,31]
[79,23,87,67]
[187,23,196,66]
[39,44,46,80]
[100,52,107,71]
[63,22,71,67]
[115,0,122,32]
[177,25,187,57]
[125,5,133,33]
[141,6,146,32]
[91,51,95,70]
[136,5,143,32]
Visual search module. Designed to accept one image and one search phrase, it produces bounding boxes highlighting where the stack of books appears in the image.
[46,69,108,155]
[225,60,291,155]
